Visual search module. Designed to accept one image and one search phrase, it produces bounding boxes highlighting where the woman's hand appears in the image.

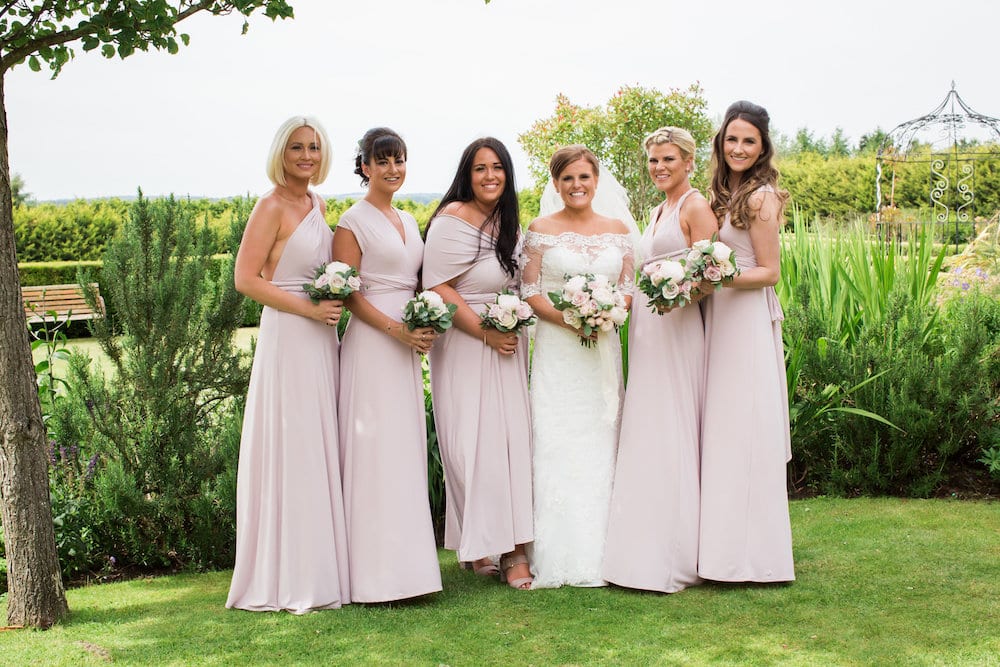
[309,299,344,327]
[392,324,438,354]
[484,328,519,356]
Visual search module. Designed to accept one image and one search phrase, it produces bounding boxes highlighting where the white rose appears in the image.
[515,302,534,320]
[692,239,711,252]
[587,275,611,291]
[661,283,680,299]
[314,273,331,288]
[347,276,362,290]
[578,300,597,316]
[325,261,351,276]
[609,306,627,324]
[563,311,582,328]
[599,318,615,332]
[497,310,518,329]
[711,242,733,264]
[496,293,521,310]
[564,275,587,293]
[488,304,505,320]
[590,286,614,305]
[686,249,702,265]
[421,290,445,308]
[328,274,347,289]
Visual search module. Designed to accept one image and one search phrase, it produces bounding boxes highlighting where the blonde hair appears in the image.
[643,126,696,161]
[265,116,332,186]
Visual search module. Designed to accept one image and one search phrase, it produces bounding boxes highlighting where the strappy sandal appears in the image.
[460,558,500,577]
[500,554,533,590]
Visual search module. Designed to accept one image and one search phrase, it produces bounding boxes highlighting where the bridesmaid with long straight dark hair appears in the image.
[332,127,442,603]
[699,101,794,583]
[422,137,534,590]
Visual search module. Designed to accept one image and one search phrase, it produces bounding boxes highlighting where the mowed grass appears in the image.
[2,498,997,666]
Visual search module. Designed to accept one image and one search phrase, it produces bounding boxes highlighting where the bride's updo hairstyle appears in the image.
[266,116,332,187]
[708,101,787,230]
[549,144,600,180]
[354,127,407,186]
[643,126,696,161]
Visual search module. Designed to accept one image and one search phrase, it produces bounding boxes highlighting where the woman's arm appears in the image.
[429,281,518,356]
[331,224,435,354]
[726,190,782,289]
[234,195,342,325]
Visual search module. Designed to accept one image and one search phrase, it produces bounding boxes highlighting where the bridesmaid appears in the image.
[422,138,534,590]
[227,116,350,612]
[699,101,795,583]
[332,127,443,602]
[603,127,717,593]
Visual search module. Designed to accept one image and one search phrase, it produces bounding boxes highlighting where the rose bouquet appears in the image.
[637,258,696,314]
[685,235,739,289]
[302,261,361,303]
[480,291,536,333]
[402,290,457,333]
[548,273,628,347]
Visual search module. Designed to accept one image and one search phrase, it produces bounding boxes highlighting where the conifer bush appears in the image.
[47,193,251,572]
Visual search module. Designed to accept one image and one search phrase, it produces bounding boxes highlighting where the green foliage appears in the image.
[423,358,445,539]
[780,214,1000,495]
[0,1,293,77]
[10,172,30,206]
[46,193,251,572]
[13,199,126,262]
[18,260,104,287]
[519,84,714,222]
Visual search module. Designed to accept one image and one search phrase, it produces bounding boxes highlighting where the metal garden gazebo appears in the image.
[876,83,1000,241]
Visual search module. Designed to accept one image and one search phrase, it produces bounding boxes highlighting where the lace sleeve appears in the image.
[617,234,635,292]
[519,231,547,298]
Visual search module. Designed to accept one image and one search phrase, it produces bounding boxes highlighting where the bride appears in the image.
[521,145,637,588]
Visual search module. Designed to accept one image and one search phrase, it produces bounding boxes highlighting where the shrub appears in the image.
[47,193,251,572]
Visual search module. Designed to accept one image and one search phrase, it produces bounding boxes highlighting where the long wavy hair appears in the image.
[428,137,520,277]
[709,101,788,229]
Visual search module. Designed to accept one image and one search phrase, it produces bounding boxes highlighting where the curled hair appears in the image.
[354,127,407,186]
[643,126,696,161]
[428,137,521,277]
[549,144,600,181]
[709,101,788,229]
[265,116,332,187]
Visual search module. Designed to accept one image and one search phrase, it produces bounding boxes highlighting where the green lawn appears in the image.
[2,498,997,666]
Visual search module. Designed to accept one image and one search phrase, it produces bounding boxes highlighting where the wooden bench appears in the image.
[22,283,105,324]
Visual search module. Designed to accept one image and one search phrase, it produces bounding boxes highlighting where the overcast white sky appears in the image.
[7,0,999,200]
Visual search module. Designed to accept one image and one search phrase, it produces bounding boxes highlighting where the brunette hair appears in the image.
[709,101,788,229]
[354,127,407,186]
[428,137,520,277]
[548,144,600,180]
[265,116,332,186]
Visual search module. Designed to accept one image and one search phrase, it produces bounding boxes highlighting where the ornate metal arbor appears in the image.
[876,83,1000,238]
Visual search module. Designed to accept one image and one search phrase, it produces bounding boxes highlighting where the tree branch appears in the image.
[1,0,219,73]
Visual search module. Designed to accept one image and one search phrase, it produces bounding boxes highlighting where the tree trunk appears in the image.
[0,73,68,628]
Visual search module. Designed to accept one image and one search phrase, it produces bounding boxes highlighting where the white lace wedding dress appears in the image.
[521,230,635,588]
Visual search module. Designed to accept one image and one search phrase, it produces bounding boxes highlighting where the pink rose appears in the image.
[704,265,723,282]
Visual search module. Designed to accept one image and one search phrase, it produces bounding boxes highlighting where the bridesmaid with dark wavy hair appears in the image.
[333,127,442,603]
[699,101,794,583]
[422,137,534,590]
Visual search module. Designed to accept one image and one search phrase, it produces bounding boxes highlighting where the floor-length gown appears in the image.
[698,195,795,582]
[521,230,634,588]
[603,190,704,593]
[227,192,351,613]
[338,199,443,602]
[422,215,533,562]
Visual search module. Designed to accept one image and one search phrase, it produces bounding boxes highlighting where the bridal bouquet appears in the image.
[548,273,628,347]
[685,235,739,289]
[402,290,457,333]
[480,291,536,333]
[302,261,362,303]
[637,258,696,314]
